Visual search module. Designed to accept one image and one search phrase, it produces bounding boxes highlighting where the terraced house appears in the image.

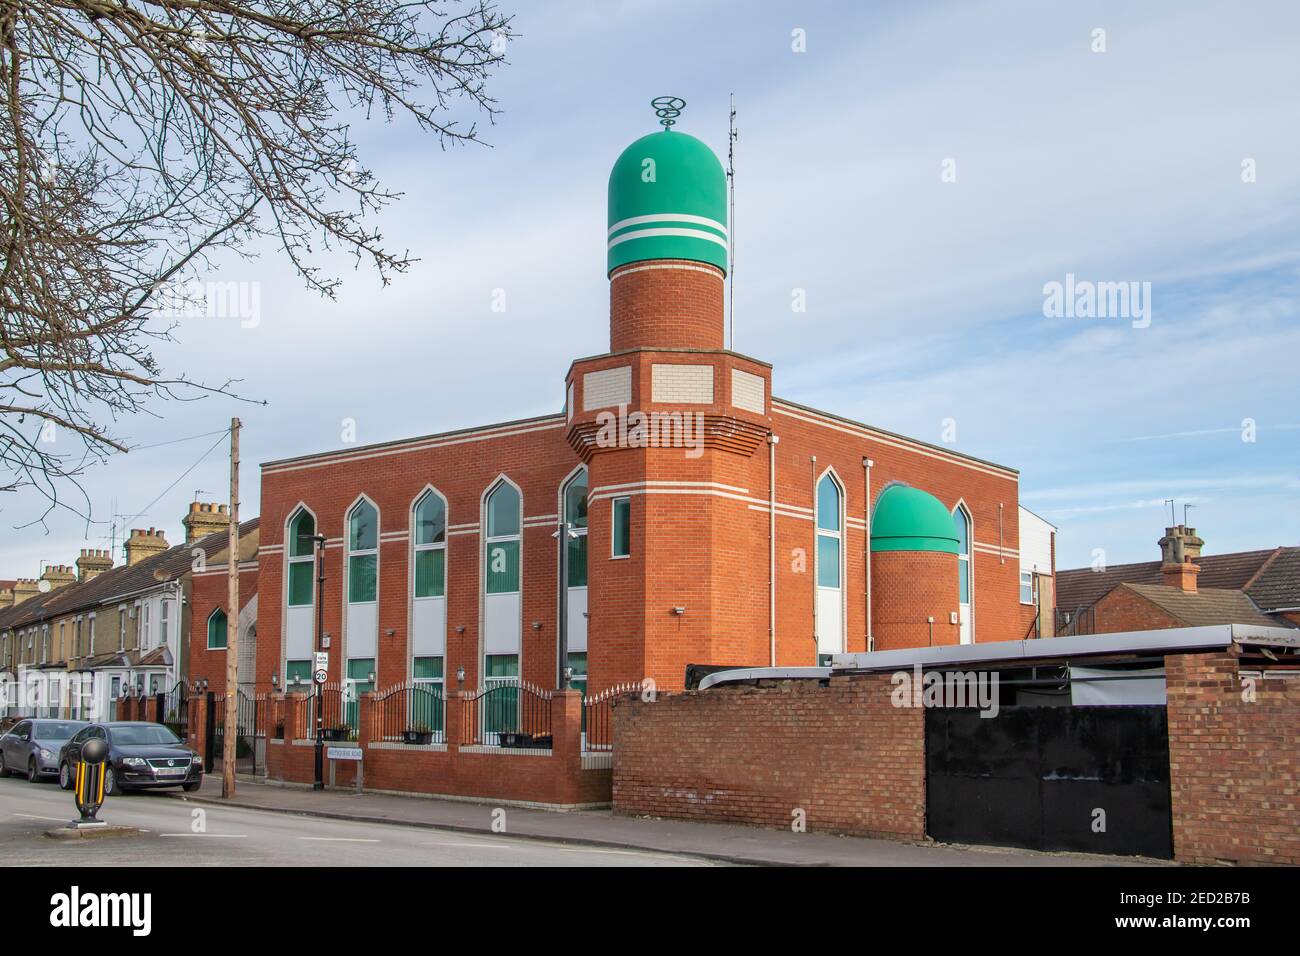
[0,507,257,721]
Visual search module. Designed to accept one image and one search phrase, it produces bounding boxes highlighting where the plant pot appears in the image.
[322,727,349,742]
[402,731,433,745]
[273,722,285,740]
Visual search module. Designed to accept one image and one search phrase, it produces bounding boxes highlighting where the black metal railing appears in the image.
[581,681,641,753]
[301,684,350,740]
[459,680,552,748]
[160,680,190,738]
[374,681,445,743]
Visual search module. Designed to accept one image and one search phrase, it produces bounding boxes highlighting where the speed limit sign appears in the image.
[314,668,328,685]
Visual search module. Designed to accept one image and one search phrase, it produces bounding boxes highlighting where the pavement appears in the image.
[159,774,1161,867]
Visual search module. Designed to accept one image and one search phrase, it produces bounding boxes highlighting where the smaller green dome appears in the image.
[871,485,960,554]
[607,130,728,276]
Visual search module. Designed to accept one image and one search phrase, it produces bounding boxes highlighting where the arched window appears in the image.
[347,499,379,604]
[485,482,521,596]
[953,504,972,644]
[413,490,447,598]
[561,469,589,691]
[207,608,228,650]
[816,473,842,588]
[815,471,844,663]
[287,508,316,607]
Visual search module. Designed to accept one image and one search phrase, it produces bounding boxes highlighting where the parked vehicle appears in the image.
[0,718,86,782]
[58,721,202,795]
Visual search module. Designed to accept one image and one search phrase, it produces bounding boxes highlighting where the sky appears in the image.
[3,0,1298,577]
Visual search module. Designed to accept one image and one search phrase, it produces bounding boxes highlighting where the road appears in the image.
[0,776,717,867]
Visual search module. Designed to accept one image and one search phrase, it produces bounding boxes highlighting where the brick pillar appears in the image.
[143,695,159,723]
[188,691,207,758]
[551,689,584,803]
[283,693,305,742]
[357,692,376,750]
[445,688,462,752]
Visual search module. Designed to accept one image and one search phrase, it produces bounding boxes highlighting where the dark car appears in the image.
[58,721,203,795]
[0,718,86,781]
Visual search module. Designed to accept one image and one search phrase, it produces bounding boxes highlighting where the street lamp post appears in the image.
[552,521,579,690]
[311,533,328,790]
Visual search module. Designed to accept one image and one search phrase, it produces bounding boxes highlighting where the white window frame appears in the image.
[207,607,229,651]
[411,488,448,600]
[611,496,631,559]
[1019,570,1036,605]
[346,497,380,607]
[286,505,318,608]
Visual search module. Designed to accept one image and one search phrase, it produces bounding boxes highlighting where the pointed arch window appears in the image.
[563,470,588,587]
[287,508,316,606]
[816,474,842,589]
[954,505,972,605]
[413,491,447,598]
[485,482,521,595]
[207,608,228,650]
[348,499,379,604]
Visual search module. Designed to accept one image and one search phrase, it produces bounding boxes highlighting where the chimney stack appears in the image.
[76,549,114,582]
[0,586,13,610]
[124,528,170,566]
[12,578,40,605]
[1158,524,1203,593]
[183,501,230,544]
[40,564,76,592]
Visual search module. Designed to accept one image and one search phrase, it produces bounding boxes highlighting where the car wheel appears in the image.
[182,780,201,792]
[103,766,117,797]
[0,752,8,777]
[58,761,73,790]
[27,758,39,783]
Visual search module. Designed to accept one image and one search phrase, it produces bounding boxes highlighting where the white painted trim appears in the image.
[262,418,565,475]
[589,479,750,497]
[607,213,728,237]
[609,261,724,281]
[480,475,524,678]
[409,485,449,684]
[608,227,729,252]
[771,401,1018,481]
[954,500,974,645]
[343,494,381,672]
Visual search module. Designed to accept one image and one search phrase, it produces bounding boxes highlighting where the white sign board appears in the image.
[327,747,363,761]
[314,651,329,669]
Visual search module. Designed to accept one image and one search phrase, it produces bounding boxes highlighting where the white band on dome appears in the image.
[607,227,729,251]
[608,213,728,239]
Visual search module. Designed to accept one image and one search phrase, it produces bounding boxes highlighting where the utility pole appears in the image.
[312,533,328,790]
[221,418,241,798]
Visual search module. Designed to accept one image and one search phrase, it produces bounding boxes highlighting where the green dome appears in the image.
[870,485,960,554]
[607,130,728,276]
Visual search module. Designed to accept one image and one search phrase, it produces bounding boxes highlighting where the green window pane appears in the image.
[415,493,446,545]
[485,654,519,678]
[289,510,316,557]
[486,483,521,538]
[485,540,520,594]
[612,497,631,557]
[953,509,970,555]
[817,475,841,531]
[349,554,377,603]
[817,533,841,588]
[414,548,445,598]
[567,534,588,587]
[285,660,311,683]
[347,657,375,681]
[960,561,971,604]
[349,500,378,551]
[288,560,314,606]
[564,473,588,528]
[207,611,228,650]
[413,656,444,680]
[566,652,587,677]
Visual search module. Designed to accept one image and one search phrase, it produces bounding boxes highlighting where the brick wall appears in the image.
[1166,651,1300,866]
[609,260,725,351]
[1093,585,1182,633]
[872,550,959,650]
[612,674,925,839]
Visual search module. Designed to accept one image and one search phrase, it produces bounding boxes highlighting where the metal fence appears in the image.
[374,681,446,743]
[160,680,190,739]
[581,681,641,753]
[300,683,350,740]
[459,680,552,748]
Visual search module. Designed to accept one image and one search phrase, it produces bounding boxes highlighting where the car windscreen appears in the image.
[33,721,82,740]
[110,725,182,746]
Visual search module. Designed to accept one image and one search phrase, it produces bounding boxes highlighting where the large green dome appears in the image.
[871,485,961,554]
[607,130,728,276]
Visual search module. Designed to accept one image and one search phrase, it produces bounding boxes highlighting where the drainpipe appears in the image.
[863,457,874,652]
[810,455,818,664]
[999,503,1005,564]
[769,435,779,666]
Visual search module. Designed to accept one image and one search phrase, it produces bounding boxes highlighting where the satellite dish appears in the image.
[37,579,51,593]
[152,568,171,582]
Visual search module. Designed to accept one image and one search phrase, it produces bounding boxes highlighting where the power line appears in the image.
[128,428,232,452]
[113,428,231,537]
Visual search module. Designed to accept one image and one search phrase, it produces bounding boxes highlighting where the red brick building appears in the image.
[252,123,1051,714]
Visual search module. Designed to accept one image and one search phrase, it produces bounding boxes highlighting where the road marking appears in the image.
[160,833,248,838]
[13,813,66,822]
[298,837,380,843]
[420,841,512,850]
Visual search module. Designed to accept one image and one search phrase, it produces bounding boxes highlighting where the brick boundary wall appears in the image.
[1166,651,1300,866]
[612,673,925,839]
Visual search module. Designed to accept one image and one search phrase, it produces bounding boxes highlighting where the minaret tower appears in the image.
[566,99,773,692]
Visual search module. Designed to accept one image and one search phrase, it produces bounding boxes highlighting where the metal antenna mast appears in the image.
[727,93,737,351]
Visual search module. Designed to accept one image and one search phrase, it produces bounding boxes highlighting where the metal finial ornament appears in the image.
[651,95,686,129]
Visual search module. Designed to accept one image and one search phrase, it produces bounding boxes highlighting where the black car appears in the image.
[0,718,87,781]
[58,721,203,795]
